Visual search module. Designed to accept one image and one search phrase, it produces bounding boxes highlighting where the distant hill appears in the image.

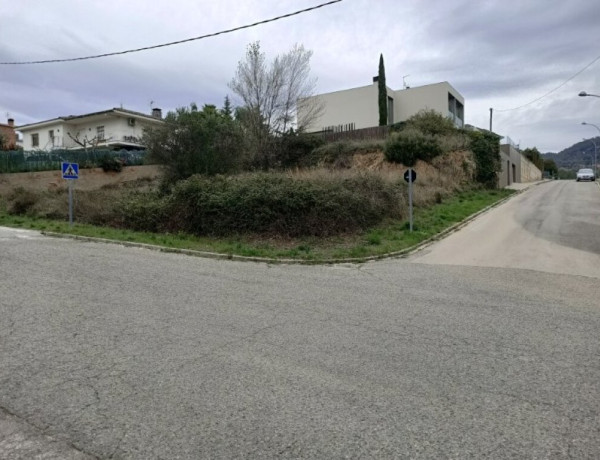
[542,136,600,170]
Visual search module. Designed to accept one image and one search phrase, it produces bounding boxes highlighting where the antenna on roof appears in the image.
[402,75,410,89]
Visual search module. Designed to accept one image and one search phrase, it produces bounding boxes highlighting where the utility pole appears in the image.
[489,108,493,132]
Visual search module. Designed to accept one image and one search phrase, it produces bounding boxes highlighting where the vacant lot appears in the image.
[0,165,162,195]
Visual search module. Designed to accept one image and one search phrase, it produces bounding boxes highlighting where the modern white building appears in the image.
[300,80,464,133]
[17,108,164,151]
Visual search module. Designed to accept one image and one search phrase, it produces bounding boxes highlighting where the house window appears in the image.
[48,130,54,146]
[32,133,39,147]
[96,126,105,140]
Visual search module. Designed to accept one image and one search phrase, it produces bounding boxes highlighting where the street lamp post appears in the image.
[579,91,600,98]
[582,122,600,178]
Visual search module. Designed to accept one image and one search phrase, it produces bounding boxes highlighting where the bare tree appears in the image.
[67,131,111,151]
[229,42,322,135]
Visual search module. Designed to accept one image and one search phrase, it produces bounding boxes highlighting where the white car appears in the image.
[576,168,595,181]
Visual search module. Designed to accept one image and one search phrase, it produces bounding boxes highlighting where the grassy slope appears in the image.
[0,188,514,262]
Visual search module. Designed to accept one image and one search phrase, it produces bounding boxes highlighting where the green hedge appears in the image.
[0,149,146,173]
[118,173,403,237]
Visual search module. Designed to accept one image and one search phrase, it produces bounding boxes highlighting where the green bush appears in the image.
[467,130,501,187]
[277,132,325,168]
[99,155,123,172]
[145,103,245,185]
[404,109,457,136]
[154,172,402,237]
[116,191,166,232]
[384,129,442,166]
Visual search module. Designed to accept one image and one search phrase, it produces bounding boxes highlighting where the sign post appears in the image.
[403,168,417,232]
[61,162,79,226]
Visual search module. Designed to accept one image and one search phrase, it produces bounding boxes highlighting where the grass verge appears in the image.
[0,188,514,262]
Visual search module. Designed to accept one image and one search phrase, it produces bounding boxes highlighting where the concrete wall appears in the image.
[520,154,542,182]
[499,144,518,187]
[499,144,542,187]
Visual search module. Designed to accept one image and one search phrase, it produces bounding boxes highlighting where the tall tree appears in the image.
[229,41,323,169]
[522,147,544,171]
[229,41,322,136]
[145,103,245,183]
[222,95,233,119]
[378,53,387,126]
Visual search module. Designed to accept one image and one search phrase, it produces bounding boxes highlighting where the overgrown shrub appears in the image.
[145,103,245,185]
[99,155,123,172]
[438,131,470,153]
[116,191,167,232]
[384,129,442,166]
[306,139,385,168]
[404,109,457,136]
[6,187,39,215]
[468,130,501,187]
[157,172,402,237]
[276,132,325,169]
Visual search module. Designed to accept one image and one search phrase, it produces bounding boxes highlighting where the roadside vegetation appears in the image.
[0,186,513,261]
[0,45,516,262]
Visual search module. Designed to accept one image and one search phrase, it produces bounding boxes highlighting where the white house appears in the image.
[17,107,164,151]
[300,80,464,133]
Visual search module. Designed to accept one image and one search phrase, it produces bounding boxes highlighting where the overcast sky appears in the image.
[2,0,600,153]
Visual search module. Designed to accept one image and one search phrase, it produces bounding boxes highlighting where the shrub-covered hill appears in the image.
[542,136,600,170]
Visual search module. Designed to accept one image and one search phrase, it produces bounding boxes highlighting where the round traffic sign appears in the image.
[404,169,417,183]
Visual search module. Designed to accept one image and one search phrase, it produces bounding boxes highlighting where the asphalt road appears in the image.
[412,180,600,277]
[1,181,599,459]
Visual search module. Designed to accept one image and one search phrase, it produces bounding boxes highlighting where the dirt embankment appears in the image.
[0,150,474,197]
[0,165,162,196]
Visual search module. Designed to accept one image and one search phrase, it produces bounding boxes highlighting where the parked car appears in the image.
[576,168,595,181]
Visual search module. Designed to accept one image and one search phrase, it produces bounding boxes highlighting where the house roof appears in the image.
[17,108,164,131]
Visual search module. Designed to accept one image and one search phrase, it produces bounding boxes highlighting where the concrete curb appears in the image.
[41,184,541,266]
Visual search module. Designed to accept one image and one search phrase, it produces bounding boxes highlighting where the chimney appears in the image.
[7,118,14,127]
[151,108,162,119]
[372,76,379,84]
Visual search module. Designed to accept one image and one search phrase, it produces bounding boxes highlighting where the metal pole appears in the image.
[408,169,413,232]
[489,108,493,132]
[68,180,73,226]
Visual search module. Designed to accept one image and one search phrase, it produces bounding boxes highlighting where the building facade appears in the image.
[498,143,542,187]
[0,118,17,150]
[17,108,164,151]
[300,80,464,133]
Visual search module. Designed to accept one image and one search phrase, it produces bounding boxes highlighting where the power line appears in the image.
[0,0,343,65]
[495,52,600,112]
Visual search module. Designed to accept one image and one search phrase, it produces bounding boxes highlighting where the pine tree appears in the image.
[378,54,387,126]
[222,95,233,119]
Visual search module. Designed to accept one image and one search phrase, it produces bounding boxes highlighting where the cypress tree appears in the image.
[222,95,233,119]
[378,54,387,126]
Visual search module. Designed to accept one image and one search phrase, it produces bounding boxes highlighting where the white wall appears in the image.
[393,82,464,128]
[21,122,67,150]
[302,84,381,132]
[301,81,465,133]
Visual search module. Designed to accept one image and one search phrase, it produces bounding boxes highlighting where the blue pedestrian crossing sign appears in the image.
[62,162,79,179]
